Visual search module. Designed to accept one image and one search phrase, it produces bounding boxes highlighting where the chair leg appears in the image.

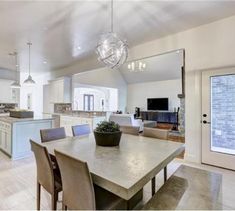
[164,166,167,183]
[62,204,67,210]
[151,176,156,196]
[51,192,58,210]
[37,182,41,210]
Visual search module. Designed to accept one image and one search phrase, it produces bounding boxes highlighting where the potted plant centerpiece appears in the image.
[94,121,122,146]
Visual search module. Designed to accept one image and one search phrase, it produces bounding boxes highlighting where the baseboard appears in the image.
[184,153,201,163]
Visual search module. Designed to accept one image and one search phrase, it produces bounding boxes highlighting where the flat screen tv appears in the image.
[147,98,168,111]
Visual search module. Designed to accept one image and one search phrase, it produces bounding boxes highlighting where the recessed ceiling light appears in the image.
[43,61,47,64]
[176,50,180,53]
[76,46,81,50]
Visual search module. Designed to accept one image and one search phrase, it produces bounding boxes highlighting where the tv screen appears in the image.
[147,98,168,111]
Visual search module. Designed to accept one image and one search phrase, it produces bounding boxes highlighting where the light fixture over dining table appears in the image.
[96,0,128,69]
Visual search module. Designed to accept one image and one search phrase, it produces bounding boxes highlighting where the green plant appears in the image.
[95,121,120,133]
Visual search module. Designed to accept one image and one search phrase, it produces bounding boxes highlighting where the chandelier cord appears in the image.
[15,52,18,72]
[27,42,32,76]
[111,0,113,33]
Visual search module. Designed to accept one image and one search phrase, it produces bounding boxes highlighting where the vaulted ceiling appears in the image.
[1,1,235,73]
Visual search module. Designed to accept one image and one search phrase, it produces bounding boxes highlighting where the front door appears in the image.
[201,68,235,170]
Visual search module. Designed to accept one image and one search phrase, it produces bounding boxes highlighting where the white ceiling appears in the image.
[119,49,183,84]
[1,1,235,73]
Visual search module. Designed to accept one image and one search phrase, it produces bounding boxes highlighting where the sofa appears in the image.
[109,114,143,131]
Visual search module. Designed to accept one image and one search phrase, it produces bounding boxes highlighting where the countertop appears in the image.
[0,115,55,124]
[45,112,106,119]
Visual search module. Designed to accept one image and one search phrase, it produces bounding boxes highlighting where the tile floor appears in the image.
[0,152,234,210]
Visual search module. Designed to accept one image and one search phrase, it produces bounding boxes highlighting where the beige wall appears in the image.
[128,15,235,163]
[127,79,181,113]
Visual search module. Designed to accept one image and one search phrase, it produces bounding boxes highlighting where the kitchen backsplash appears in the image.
[0,103,18,113]
[54,103,72,113]
[54,103,106,117]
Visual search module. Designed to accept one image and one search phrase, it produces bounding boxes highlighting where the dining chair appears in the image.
[120,125,140,136]
[40,127,66,142]
[30,140,62,210]
[54,150,125,210]
[142,127,169,196]
[142,127,169,140]
[72,124,91,137]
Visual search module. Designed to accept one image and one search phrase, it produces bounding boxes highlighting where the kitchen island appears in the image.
[0,116,54,160]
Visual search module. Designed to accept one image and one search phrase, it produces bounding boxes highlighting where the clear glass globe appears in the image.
[96,32,128,69]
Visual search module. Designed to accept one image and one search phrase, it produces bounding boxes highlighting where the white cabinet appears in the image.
[60,115,106,136]
[43,77,71,113]
[60,115,74,136]
[0,121,12,155]
[49,77,71,104]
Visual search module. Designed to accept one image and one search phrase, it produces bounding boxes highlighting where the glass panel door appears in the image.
[202,68,235,170]
[211,75,235,155]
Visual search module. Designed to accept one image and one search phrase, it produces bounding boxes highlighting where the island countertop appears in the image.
[0,115,55,124]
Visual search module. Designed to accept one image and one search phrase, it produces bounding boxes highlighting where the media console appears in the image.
[139,111,178,124]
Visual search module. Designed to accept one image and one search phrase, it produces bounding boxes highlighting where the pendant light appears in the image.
[96,0,128,69]
[24,42,36,84]
[10,52,21,88]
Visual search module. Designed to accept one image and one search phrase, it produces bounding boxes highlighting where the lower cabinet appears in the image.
[0,121,12,156]
[60,115,106,136]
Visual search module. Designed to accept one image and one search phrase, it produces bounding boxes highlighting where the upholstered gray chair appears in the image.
[72,124,91,137]
[142,127,169,196]
[30,140,62,210]
[40,127,66,169]
[40,127,66,142]
[54,150,125,210]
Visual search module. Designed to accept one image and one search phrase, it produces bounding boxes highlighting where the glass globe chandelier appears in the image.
[96,0,128,69]
[24,42,36,84]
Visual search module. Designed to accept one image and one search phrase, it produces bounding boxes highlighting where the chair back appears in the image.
[143,127,169,140]
[40,127,66,142]
[120,125,140,136]
[30,140,54,193]
[54,150,96,210]
[72,124,91,137]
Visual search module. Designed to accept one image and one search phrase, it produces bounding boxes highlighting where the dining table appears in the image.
[42,133,185,209]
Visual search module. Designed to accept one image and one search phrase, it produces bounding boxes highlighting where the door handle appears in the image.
[203,120,211,124]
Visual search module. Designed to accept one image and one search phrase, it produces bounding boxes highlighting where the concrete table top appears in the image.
[42,134,185,200]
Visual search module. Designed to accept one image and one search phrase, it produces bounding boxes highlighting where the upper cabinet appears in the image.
[50,77,71,103]
[44,77,71,108]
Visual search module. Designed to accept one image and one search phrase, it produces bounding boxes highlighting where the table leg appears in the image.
[126,189,143,210]
[164,166,167,183]
[151,177,156,196]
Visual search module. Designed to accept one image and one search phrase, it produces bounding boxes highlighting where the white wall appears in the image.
[128,15,235,163]
[72,67,127,112]
[74,87,106,111]
[20,72,50,116]
[73,85,118,111]
[0,79,14,103]
[127,79,180,113]
[0,68,17,81]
